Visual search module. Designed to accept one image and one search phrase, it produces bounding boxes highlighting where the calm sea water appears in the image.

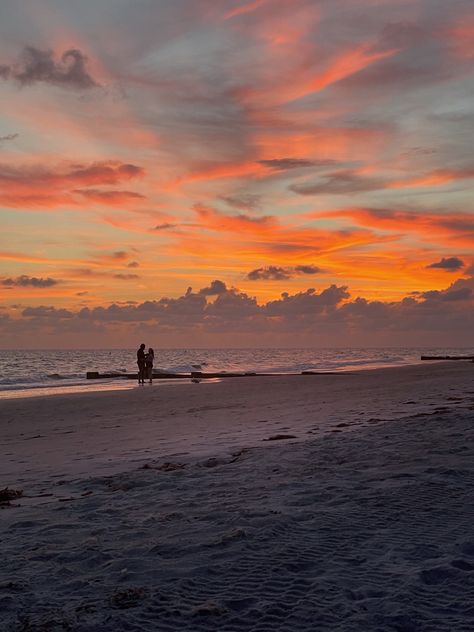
[0,348,471,396]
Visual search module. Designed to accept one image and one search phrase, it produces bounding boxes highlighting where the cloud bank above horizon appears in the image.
[1,274,473,348]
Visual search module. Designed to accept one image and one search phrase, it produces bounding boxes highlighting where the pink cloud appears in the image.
[0,160,144,208]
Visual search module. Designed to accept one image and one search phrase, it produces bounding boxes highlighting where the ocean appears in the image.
[0,347,470,398]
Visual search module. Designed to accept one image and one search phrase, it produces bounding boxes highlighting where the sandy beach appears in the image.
[1,362,474,631]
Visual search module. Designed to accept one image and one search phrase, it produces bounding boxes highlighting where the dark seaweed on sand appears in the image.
[110,587,148,609]
[0,487,23,503]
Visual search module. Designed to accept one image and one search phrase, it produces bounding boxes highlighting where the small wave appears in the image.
[0,375,60,386]
[160,364,205,374]
[0,378,90,392]
[0,372,85,387]
[47,372,86,381]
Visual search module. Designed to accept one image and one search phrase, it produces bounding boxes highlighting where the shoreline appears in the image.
[0,357,465,401]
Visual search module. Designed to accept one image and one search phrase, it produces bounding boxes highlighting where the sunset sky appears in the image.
[0,0,473,347]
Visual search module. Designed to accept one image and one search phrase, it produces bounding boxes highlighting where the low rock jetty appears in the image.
[86,370,343,380]
[420,355,474,361]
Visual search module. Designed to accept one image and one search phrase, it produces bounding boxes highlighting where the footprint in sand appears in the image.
[419,566,456,585]
[450,559,474,571]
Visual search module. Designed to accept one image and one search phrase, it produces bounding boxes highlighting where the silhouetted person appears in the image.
[137,343,146,385]
[145,347,154,384]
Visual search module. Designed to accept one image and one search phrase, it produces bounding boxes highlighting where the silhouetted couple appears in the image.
[137,343,154,385]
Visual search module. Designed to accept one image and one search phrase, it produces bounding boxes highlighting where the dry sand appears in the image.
[1,362,474,631]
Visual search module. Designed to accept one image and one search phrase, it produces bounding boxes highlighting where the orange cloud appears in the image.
[75,189,146,205]
[0,160,144,209]
[312,207,474,247]
[194,203,277,235]
[237,42,399,107]
[223,0,268,20]
[389,167,474,189]
[256,2,319,49]
[254,127,386,163]
[446,15,474,58]
[0,248,137,270]
[295,44,399,101]
[175,161,267,187]
[172,124,387,188]
[0,251,78,265]
[164,205,400,273]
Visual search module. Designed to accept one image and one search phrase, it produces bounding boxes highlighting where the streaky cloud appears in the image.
[113,273,140,280]
[258,158,333,171]
[0,160,144,209]
[75,189,146,205]
[1,275,58,288]
[290,169,385,195]
[220,194,261,211]
[153,223,178,231]
[0,133,18,143]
